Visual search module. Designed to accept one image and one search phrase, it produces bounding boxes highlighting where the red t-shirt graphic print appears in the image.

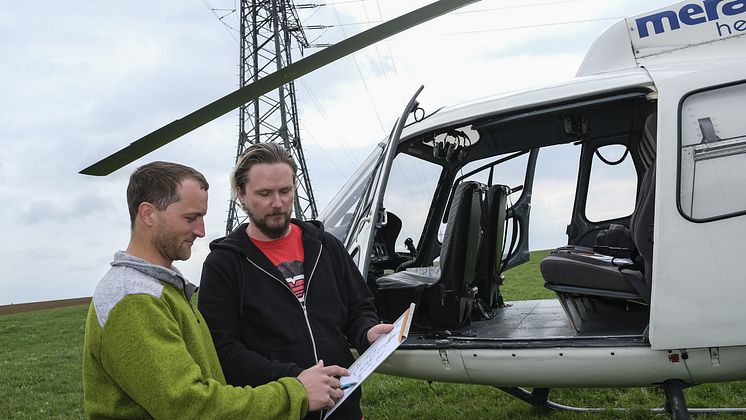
[251,224,306,302]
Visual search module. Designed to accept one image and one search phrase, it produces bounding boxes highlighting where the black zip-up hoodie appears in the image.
[198,219,379,420]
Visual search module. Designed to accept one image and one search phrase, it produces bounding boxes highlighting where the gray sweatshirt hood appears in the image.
[111,251,198,300]
[92,251,198,328]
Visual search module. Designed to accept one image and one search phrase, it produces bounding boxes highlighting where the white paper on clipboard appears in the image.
[323,302,415,419]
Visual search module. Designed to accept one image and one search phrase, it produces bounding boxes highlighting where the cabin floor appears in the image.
[478,299,647,338]
[476,299,578,338]
[402,299,650,350]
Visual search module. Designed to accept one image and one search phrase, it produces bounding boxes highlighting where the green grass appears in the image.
[361,375,746,419]
[1,251,745,419]
[0,305,86,419]
[500,249,556,301]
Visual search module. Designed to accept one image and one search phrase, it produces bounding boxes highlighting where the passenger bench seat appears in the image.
[540,113,657,303]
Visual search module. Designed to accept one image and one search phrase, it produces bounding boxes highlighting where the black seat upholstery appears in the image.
[540,250,645,298]
[380,212,402,257]
[370,211,406,271]
[629,159,656,294]
[475,184,510,308]
[375,181,484,328]
[541,113,657,303]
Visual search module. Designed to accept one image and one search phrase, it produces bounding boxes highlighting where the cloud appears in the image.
[17,192,117,225]
[0,0,674,304]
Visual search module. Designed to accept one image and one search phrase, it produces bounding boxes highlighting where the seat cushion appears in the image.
[540,250,639,294]
[376,270,440,290]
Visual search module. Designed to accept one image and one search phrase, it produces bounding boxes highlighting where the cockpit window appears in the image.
[318,145,385,242]
[382,153,441,252]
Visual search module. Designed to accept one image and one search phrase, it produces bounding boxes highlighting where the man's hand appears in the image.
[297,360,349,411]
[367,323,394,344]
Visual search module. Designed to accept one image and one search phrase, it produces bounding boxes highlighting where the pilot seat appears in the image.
[375,181,489,329]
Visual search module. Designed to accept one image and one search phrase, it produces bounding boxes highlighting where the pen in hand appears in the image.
[340,382,358,390]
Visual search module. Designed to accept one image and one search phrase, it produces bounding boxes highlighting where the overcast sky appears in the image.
[0,0,674,305]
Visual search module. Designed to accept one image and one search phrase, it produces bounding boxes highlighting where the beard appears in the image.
[153,219,192,262]
[248,208,292,239]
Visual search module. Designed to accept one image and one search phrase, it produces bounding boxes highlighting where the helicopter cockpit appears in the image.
[321,83,659,337]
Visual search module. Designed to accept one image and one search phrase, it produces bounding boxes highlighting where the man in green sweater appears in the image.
[83,161,347,419]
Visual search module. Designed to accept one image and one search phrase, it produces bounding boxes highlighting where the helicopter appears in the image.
[81,0,746,418]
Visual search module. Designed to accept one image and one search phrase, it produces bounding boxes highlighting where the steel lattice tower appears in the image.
[225,0,317,234]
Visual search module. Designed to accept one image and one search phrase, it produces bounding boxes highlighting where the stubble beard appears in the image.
[153,219,192,263]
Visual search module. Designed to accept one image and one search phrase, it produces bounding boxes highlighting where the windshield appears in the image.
[318,143,386,242]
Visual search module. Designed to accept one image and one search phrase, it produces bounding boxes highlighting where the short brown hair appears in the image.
[127,161,209,227]
[231,142,298,196]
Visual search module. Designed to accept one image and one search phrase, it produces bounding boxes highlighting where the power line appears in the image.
[298,120,347,178]
[299,80,361,167]
[199,0,239,44]
[328,0,387,136]
[364,0,391,87]
[325,0,603,28]
[372,0,406,106]
[301,4,324,24]
[296,0,367,7]
[308,27,332,45]
[446,16,623,36]
[452,0,586,15]
[295,1,372,170]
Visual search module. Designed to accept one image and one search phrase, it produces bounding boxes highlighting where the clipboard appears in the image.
[323,302,415,419]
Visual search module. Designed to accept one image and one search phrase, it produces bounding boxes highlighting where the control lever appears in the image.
[404,238,417,255]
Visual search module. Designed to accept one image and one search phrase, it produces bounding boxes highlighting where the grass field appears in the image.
[1,250,745,419]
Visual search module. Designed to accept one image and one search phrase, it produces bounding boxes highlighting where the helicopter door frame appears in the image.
[347,86,425,277]
[649,65,746,350]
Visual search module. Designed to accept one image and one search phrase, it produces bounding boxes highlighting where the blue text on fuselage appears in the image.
[636,0,746,38]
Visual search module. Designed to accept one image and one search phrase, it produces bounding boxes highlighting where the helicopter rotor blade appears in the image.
[80,0,480,176]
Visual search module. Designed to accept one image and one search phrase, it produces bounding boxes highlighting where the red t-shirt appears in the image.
[250,224,306,301]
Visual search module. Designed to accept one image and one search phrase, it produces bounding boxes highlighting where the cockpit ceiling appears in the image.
[402,89,654,165]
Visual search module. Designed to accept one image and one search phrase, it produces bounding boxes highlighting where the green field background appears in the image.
[2,251,745,419]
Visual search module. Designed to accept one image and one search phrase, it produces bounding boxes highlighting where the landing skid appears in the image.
[497,380,746,419]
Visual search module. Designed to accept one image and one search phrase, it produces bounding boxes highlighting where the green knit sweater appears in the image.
[83,251,308,419]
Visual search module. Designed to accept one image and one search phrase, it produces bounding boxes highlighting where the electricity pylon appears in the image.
[225,0,317,234]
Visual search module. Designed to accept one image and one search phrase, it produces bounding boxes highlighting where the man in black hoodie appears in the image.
[199,142,393,420]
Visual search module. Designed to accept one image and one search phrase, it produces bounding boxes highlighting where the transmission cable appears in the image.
[298,120,347,178]
[452,0,586,15]
[200,0,239,44]
[328,0,388,136]
[299,80,361,167]
[447,17,624,36]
